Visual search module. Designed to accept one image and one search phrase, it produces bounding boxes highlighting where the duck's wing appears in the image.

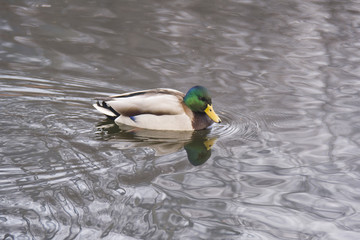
[93,88,186,118]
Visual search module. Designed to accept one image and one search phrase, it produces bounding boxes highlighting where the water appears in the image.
[1,0,360,239]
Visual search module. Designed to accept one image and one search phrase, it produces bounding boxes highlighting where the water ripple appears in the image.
[213,109,260,142]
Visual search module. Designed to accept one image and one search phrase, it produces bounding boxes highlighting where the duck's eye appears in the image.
[199,97,206,101]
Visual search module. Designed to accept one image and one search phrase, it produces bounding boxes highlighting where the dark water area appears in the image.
[1,0,360,239]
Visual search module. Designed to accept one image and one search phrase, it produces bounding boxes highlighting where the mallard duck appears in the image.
[93,86,221,131]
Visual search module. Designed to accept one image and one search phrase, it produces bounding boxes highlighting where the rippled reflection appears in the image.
[96,119,217,166]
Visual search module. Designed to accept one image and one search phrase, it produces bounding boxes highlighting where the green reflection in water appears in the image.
[184,134,216,166]
[96,119,217,166]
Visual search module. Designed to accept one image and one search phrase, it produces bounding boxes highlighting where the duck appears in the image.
[93,86,221,131]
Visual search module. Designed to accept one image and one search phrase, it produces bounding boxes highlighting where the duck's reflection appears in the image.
[184,135,216,166]
[96,119,217,166]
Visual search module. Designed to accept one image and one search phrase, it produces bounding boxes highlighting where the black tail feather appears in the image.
[97,101,120,120]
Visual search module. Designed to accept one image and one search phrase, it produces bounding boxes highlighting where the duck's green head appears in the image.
[184,86,221,123]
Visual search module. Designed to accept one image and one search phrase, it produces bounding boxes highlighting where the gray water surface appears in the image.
[1,0,360,239]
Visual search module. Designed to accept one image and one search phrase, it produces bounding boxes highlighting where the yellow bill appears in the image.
[204,104,221,123]
[203,138,217,150]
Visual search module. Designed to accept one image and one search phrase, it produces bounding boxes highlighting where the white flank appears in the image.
[115,113,193,131]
